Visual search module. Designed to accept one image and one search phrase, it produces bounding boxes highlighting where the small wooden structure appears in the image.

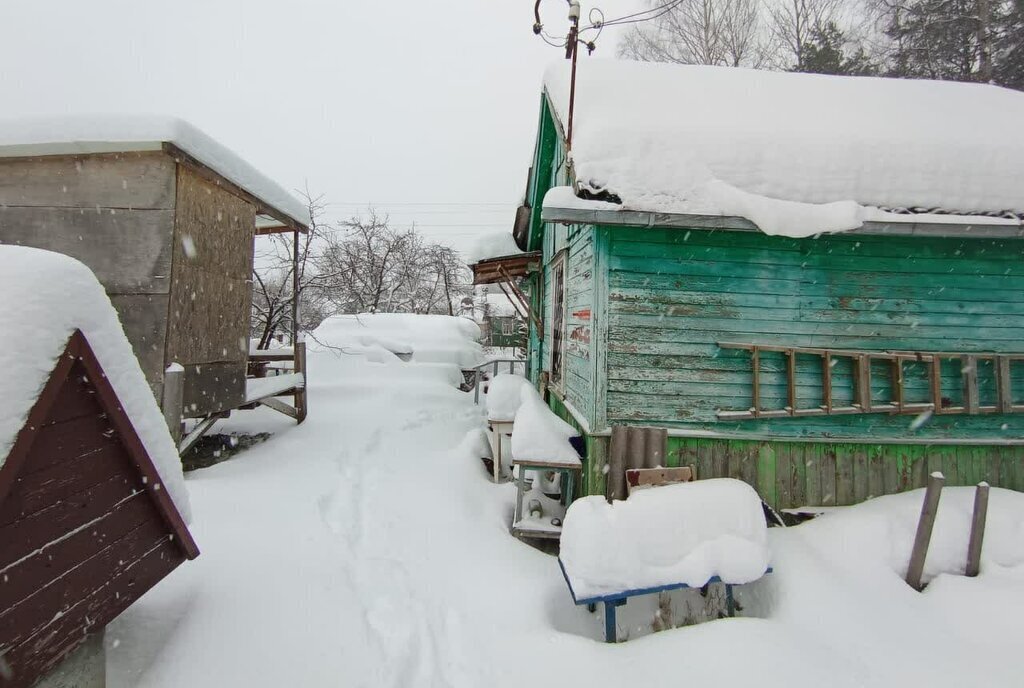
[0,330,198,687]
[0,117,311,434]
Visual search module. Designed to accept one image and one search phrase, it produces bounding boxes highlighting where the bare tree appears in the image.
[768,0,845,70]
[618,0,769,67]
[250,188,328,349]
[312,210,470,316]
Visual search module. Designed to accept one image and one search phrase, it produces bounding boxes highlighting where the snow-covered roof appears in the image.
[0,115,310,227]
[543,61,1024,237]
[0,246,190,520]
[466,231,524,264]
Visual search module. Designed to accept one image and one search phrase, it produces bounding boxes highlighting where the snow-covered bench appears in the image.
[558,479,772,642]
[488,378,582,538]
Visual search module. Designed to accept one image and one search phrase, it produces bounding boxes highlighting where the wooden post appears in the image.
[609,426,629,502]
[906,472,945,591]
[294,341,307,423]
[965,482,990,577]
[161,364,185,447]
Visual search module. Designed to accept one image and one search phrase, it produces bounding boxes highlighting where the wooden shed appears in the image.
[0,247,197,688]
[501,61,1024,510]
[0,116,311,423]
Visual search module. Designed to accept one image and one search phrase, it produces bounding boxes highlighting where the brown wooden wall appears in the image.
[0,361,186,688]
[0,152,176,395]
[166,166,255,414]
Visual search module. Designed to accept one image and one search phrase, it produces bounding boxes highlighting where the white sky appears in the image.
[0,0,640,254]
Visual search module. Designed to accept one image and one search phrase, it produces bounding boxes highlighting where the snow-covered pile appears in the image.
[0,114,310,226]
[510,386,581,463]
[0,246,190,519]
[310,313,484,369]
[792,485,1024,584]
[561,479,769,600]
[485,373,531,421]
[467,231,523,264]
[543,60,1024,237]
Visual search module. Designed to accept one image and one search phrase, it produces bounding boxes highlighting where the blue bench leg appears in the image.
[726,584,735,618]
[604,601,616,642]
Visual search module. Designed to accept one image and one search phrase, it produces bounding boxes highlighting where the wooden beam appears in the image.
[162,143,308,233]
[965,483,990,577]
[906,472,944,591]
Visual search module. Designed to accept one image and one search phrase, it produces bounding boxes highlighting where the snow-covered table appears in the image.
[558,479,772,642]
[559,559,771,643]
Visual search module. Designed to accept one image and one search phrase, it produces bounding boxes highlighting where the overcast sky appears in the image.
[0,0,641,254]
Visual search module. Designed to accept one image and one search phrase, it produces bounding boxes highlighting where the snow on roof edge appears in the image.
[541,60,1024,238]
[0,115,310,227]
[0,246,191,521]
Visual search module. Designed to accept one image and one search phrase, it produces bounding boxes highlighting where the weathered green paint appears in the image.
[660,437,1024,510]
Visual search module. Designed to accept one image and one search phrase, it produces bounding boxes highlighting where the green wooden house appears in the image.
[494,60,1024,510]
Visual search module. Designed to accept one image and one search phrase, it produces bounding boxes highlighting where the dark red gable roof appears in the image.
[0,329,198,688]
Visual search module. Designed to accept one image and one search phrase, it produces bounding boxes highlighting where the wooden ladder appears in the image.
[717,342,1024,420]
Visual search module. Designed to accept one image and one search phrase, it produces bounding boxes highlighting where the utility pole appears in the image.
[566,1,581,153]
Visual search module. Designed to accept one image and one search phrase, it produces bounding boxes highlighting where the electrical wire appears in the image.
[581,0,685,31]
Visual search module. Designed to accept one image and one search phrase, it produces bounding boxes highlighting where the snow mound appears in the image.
[561,478,770,599]
[795,486,1024,584]
[485,373,531,421]
[310,313,484,370]
[543,60,1024,237]
[510,386,580,463]
[467,231,523,264]
[0,114,309,226]
[0,246,190,520]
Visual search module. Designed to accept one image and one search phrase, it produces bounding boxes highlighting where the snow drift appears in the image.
[560,479,770,599]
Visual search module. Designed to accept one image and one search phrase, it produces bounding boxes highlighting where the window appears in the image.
[550,252,566,387]
[501,319,515,336]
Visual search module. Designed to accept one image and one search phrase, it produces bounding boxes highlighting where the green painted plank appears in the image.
[774,444,792,509]
[804,445,822,506]
[852,447,869,503]
[712,440,728,479]
[836,447,855,505]
[695,439,713,480]
[611,239,1024,278]
[759,442,777,505]
[867,445,885,500]
[820,447,837,506]
[609,269,1024,304]
[609,286,1024,318]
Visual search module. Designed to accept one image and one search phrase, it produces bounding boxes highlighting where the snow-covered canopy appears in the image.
[466,231,524,264]
[310,313,484,370]
[0,115,310,227]
[543,60,1024,237]
[560,478,769,600]
[0,246,190,519]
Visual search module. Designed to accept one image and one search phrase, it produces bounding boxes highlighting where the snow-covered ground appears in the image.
[107,342,1024,687]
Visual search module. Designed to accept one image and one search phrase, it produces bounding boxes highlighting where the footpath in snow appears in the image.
[107,320,1024,688]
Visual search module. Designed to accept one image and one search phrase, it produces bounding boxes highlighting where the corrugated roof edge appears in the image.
[0,115,311,228]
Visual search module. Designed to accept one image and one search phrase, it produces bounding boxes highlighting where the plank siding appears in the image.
[604,226,1024,440]
[667,437,1024,510]
[166,166,255,414]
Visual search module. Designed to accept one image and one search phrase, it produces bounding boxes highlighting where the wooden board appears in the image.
[165,166,254,368]
[0,206,175,294]
[108,293,170,390]
[0,152,175,210]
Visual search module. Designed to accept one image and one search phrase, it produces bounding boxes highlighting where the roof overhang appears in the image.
[162,143,309,233]
[471,251,542,285]
[542,206,1024,239]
